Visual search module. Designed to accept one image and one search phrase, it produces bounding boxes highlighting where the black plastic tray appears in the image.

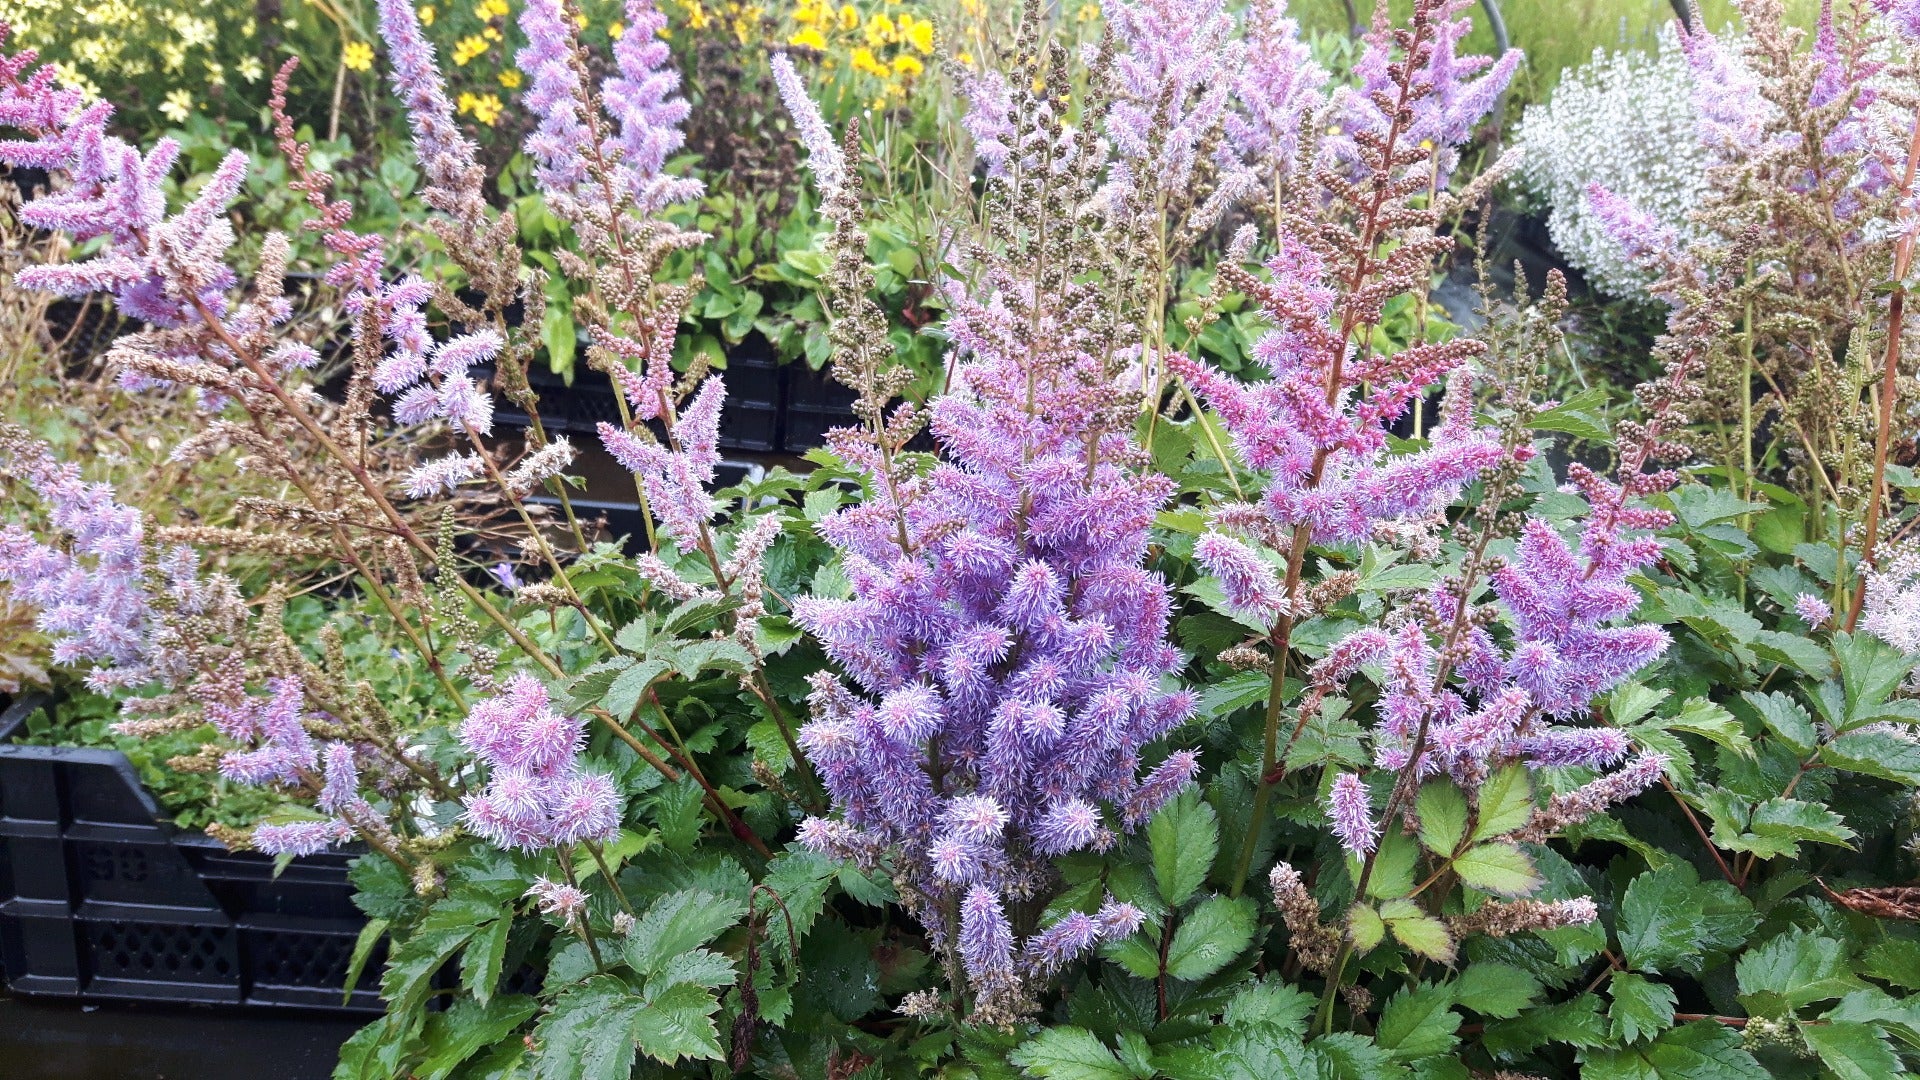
[0,695,382,1012]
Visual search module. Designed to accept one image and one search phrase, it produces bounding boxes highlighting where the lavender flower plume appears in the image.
[459,673,622,850]
[597,375,726,555]
[601,0,701,210]
[770,53,845,190]
[1326,772,1378,857]
[1100,0,1250,220]
[516,0,594,196]
[1226,0,1329,183]
[1794,593,1833,628]
[374,0,482,205]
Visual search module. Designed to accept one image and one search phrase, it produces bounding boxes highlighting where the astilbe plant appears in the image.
[776,39,1188,1021]
[1590,0,1920,625]
[1151,0,1697,1029]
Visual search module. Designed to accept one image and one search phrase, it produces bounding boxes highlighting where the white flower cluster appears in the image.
[1516,29,1706,302]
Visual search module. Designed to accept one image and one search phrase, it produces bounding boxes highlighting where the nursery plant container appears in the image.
[0,695,382,1013]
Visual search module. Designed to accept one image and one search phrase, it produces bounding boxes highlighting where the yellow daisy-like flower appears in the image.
[903,15,932,54]
[342,40,374,71]
[863,12,892,46]
[850,46,886,77]
[788,26,826,49]
[419,4,435,25]
[452,34,489,65]
[498,68,521,87]
[479,0,509,17]
[159,88,193,123]
[838,4,857,31]
[471,93,503,124]
[482,25,502,40]
[1075,2,1097,22]
[609,19,624,38]
[891,53,922,77]
[237,56,265,82]
[957,49,974,66]
[792,2,819,24]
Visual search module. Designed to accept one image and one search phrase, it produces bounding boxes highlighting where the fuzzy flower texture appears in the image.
[458,674,622,851]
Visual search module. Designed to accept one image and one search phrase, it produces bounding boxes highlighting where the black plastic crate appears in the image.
[0,696,383,1012]
[782,362,859,452]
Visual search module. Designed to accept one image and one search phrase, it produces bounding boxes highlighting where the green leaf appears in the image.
[1743,691,1816,755]
[1473,766,1534,842]
[601,658,669,722]
[652,949,737,991]
[1580,1020,1767,1080]
[1735,930,1864,1014]
[1607,972,1677,1044]
[1453,962,1542,1019]
[1836,631,1917,723]
[1165,895,1256,981]
[1221,979,1315,1036]
[1375,985,1460,1061]
[1364,826,1419,900]
[460,915,510,1005]
[1009,1027,1132,1080]
[1823,730,1920,785]
[1380,899,1455,963]
[1148,793,1219,908]
[1802,1022,1902,1080]
[1664,699,1752,758]
[624,891,746,980]
[341,917,388,1008]
[1618,863,1757,975]
[1745,797,1854,857]
[418,995,538,1080]
[628,981,725,1066]
[1346,903,1385,953]
[1451,843,1542,897]
[532,977,642,1080]
[1751,631,1832,679]
[1416,781,1469,856]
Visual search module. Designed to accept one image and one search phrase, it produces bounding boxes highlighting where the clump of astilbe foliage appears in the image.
[7,1,1920,1079]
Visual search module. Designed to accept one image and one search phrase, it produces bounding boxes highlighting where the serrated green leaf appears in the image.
[1451,843,1542,897]
[1221,979,1315,1036]
[1364,826,1419,900]
[1165,895,1256,981]
[1347,903,1385,953]
[1473,766,1534,842]
[1743,690,1816,754]
[1664,699,1752,758]
[1580,1020,1768,1079]
[1416,781,1469,856]
[418,995,539,1080]
[460,915,510,1005]
[1380,899,1455,963]
[1607,972,1677,1044]
[532,977,642,1080]
[1619,863,1758,975]
[628,981,725,1065]
[1751,631,1831,678]
[601,658,669,722]
[1148,793,1218,908]
[1802,1021,1901,1080]
[1375,985,1460,1061]
[624,890,746,980]
[1009,1026,1131,1080]
[652,949,737,991]
[1454,962,1542,1019]
[1736,930,1865,1014]
[1823,730,1920,785]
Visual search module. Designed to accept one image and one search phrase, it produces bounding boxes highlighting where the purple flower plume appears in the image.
[459,673,622,850]
[1327,772,1378,857]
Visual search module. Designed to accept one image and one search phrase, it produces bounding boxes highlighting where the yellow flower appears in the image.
[609,19,624,38]
[471,93,503,124]
[792,2,819,24]
[419,3,435,24]
[498,68,522,87]
[1075,2,1096,21]
[482,25,502,41]
[788,26,826,49]
[237,56,265,82]
[957,48,973,66]
[901,14,932,54]
[342,40,374,71]
[891,53,922,77]
[838,4,857,30]
[159,88,193,123]
[863,12,893,46]
[476,0,509,18]
[452,34,489,65]
[850,46,887,77]
[574,11,587,27]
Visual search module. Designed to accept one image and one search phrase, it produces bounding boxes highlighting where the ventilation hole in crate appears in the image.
[79,844,151,883]
[250,930,355,987]
[85,921,234,981]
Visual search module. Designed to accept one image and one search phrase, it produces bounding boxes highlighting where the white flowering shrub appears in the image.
[1516,29,1706,301]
